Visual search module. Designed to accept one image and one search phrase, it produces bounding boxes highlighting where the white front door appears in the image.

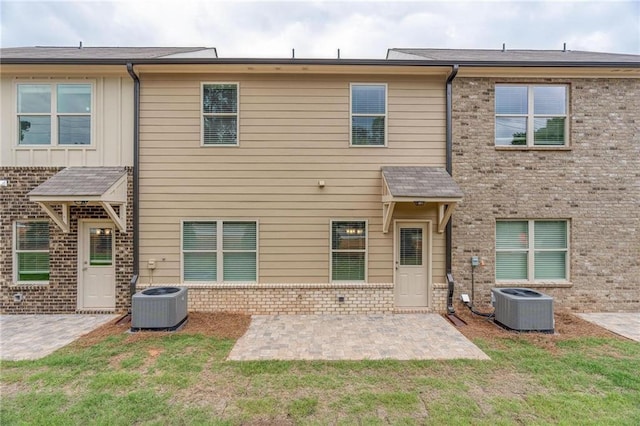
[80,221,116,309]
[395,222,429,308]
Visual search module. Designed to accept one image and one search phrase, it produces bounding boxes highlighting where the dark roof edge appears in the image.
[1,57,638,67]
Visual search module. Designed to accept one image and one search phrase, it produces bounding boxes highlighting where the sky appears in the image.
[1,0,638,58]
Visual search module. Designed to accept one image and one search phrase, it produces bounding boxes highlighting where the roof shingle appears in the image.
[382,166,463,199]
[28,167,127,197]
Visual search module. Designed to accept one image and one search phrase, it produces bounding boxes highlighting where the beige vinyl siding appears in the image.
[0,76,133,167]
[138,73,446,285]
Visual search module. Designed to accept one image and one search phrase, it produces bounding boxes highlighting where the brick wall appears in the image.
[451,77,640,312]
[0,167,134,314]
[137,283,395,315]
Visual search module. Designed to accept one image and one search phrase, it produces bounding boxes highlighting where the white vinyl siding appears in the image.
[182,220,257,282]
[495,85,568,147]
[14,221,50,283]
[17,83,93,146]
[331,220,367,282]
[201,83,239,146]
[496,220,569,282]
[350,83,387,146]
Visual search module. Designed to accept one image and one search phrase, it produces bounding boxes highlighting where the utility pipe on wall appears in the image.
[126,63,140,281]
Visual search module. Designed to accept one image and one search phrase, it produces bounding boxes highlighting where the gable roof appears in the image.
[387,48,640,64]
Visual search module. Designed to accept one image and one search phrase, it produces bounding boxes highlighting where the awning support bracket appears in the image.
[100,202,127,233]
[37,202,70,233]
[438,203,456,234]
[382,201,396,234]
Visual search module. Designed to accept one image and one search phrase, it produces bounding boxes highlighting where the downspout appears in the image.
[126,63,140,297]
[445,64,459,314]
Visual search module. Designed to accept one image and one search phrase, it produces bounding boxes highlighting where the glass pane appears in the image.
[496,221,528,249]
[495,117,526,146]
[183,222,216,250]
[496,252,528,280]
[535,221,567,249]
[332,221,366,250]
[495,86,527,114]
[184,252,216,281]
[16,222,49,251]
[18,252,50,281]
[352,85,385,114]
[533,86,566,115]
[223,252,256,281]
[535,251,566,280]
[352,116,385,146]
[18,116,51,145]
[90,228,112,266]
[17,84,51,113]
[223,222,256,250]
[203,84,237,113]
[400,228,422,266]
[57,84,91,113]
[332,252,365,281]
[203,116,237,145]
[59,116,91,145]
[533,117,565,146]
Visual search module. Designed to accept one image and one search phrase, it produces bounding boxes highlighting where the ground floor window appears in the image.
[182,220,257,282]
[331,220,367,281]
[14,221,50,282]
[496,220,568,281]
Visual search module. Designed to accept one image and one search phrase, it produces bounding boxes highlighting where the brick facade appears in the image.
[0,167,134,314]
[451,77,640,312]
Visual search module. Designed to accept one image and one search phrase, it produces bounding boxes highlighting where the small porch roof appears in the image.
[381,166,463,234]
[28,167,128,233]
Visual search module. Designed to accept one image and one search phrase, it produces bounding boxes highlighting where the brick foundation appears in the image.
[0,167,134,314]
[137,283,395,315]
[451,77,640,312]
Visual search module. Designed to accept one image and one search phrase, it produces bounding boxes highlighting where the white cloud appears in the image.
[1,0,638,55]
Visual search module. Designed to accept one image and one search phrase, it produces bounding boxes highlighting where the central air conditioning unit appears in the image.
[491,288,554,333]
[131,286,188,331]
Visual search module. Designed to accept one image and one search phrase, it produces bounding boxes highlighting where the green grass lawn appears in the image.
[1,326,639,425]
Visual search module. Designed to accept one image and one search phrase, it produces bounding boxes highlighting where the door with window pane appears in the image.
[80,222,115,309]
[395,223,429,308]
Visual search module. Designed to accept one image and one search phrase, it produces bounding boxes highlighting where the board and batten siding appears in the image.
[0,76,134,167]
[138,73,447,286]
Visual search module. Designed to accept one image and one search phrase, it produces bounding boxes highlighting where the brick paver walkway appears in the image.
[228,314,490,361]
[578,313,640,342]
[0,314,118,361]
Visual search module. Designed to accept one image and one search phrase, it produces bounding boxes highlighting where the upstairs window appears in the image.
[495,85,568,147]
[496,220,569,282]
[331,220,367,281]
[202,83,238,145]
[14,221,50,283]
[351,84,386,146]
[17,83,92,146]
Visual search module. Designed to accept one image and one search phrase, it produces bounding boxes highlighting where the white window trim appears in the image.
[329,219,368,283]
[495,84,569,148]
[349,83,388,147]
[14,80,96,148]
[180,219,258,283]
[495,219,570,284]
[200,82,240,147]
[13,220,50,285]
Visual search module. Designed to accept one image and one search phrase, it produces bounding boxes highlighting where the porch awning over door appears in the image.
[28,167,127,233]
[381,166,463,234]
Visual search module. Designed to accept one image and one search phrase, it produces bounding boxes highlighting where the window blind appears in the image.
[223,222,257,281]
[331,221,366,281]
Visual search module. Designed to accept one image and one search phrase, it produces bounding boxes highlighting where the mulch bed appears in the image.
[73,307,624,353]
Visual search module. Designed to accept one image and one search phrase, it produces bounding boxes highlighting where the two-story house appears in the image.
[2,46,638,315]
[389,48,640,313]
